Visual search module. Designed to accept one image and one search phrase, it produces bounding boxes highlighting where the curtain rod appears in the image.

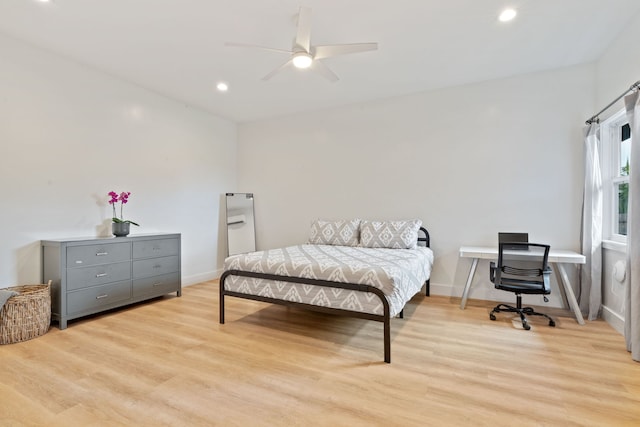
[586,80,640,125]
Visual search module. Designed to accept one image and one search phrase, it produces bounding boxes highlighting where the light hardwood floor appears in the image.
[1,280,639,426]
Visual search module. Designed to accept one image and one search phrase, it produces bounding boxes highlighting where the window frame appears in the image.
[601,109,629,244]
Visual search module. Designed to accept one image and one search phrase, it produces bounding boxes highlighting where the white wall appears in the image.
[238,64,594,308]
[0,33,236,287]
[595,11,640,332]
[596,12,640,113]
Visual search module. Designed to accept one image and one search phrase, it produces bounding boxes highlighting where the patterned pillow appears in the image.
[308,219,361,246]
[360,219,422,249]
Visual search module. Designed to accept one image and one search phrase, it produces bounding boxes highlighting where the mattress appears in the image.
[223,244,434,317]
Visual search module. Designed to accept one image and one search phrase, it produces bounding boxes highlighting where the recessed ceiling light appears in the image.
[216,82,229,92]
[499,8,517,22]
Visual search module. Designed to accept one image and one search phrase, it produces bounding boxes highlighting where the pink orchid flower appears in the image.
[107,191,139,226]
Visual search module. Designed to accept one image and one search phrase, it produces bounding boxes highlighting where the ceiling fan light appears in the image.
[292,52,313,69]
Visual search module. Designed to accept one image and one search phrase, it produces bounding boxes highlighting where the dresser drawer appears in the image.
[67,261,132,291]
[133,256,179,279]
[66,280,131,315]
[133,238,179,259]
[133,272,180,298]
[67,242,131,268]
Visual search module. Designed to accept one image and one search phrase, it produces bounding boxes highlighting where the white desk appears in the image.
[459,246,586,325]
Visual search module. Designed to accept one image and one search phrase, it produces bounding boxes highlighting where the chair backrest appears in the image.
[497,242,550,284]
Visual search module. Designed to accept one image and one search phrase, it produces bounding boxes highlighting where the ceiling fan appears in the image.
[225,6,378,82]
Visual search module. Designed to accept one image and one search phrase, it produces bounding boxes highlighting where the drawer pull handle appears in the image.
[153,282,163,287]
[153,264,162,269]
[96,294,108,299]
[96,252,108,256]
[153,246,161,251]
[96,273,107,278]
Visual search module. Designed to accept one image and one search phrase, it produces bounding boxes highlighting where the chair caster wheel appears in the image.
[489,313,496,321]
[549,320,556,327]
[523,322,531,330]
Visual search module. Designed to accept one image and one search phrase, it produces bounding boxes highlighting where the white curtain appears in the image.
[580,123,603,321]
[624,91,640,361]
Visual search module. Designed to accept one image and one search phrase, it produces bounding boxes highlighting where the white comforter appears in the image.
[223,244,434,317]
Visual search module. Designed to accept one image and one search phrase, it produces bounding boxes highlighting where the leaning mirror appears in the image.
[225,193,256,256]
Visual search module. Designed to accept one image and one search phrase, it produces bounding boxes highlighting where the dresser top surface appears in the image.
[41,233,180,245]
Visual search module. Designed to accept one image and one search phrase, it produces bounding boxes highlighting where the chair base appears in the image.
[489,295,555,330]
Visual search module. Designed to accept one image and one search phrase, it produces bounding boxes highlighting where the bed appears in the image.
[219,219,433,363]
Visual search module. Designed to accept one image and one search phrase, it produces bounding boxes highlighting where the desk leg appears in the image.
[460,257,479,309]
[554,263,585,325]
[554,268,570,310]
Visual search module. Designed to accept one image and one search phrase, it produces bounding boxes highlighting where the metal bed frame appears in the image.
[219,227,431,363]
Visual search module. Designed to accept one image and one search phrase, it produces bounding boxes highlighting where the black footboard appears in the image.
[220,269,393,363]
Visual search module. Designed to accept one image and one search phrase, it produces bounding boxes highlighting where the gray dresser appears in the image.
[42,233,181,329]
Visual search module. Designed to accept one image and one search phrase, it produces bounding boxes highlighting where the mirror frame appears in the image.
[225,193,256,256]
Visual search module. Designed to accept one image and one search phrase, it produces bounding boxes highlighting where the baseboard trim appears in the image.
[429,282,456,297]
[602,305,624,335]
[427,281,570,309]
[182,269,223,287]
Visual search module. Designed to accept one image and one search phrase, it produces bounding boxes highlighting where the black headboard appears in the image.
[418,226,430,248]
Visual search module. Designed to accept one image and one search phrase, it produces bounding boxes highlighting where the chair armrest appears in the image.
[542,267,552,293]
[490,261,497,283]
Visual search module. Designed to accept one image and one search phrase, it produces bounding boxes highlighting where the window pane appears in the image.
[620,138,630,176]
[617,182,628,236]
[622,123,631,141]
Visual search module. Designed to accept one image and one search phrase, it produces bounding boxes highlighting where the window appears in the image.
[602,110,631,242]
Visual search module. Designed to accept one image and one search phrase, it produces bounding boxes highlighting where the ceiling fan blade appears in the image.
[262,59,293,81]
[295,6,312,52]
[312,60,339,83]
[313,42,378,60]
[225,42,292,55]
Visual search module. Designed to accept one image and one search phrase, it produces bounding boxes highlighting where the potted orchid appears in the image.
[108,191,139,237]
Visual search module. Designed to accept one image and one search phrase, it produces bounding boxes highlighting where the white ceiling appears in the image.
[1,0,639,123]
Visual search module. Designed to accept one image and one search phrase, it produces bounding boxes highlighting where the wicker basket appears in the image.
[0,281,51,345]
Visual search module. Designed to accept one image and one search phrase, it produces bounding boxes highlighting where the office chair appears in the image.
[489,242,555,330]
